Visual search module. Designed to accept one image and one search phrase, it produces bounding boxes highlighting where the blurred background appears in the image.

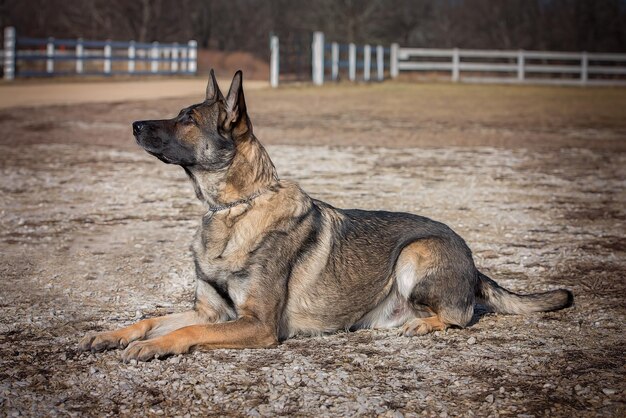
[1,0,626,80]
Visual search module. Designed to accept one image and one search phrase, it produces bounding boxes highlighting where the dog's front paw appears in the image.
[79,331,130,352]
[122,339,186,362]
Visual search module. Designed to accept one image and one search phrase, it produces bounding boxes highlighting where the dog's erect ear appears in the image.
[205,69,224,101]
[223,70,251,136]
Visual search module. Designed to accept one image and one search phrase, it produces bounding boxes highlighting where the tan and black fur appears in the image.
[79,70,573,362]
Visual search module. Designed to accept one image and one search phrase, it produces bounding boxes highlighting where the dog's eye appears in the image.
[179,113,195,125]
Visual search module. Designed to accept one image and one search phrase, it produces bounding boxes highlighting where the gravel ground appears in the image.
[0,83,625,416]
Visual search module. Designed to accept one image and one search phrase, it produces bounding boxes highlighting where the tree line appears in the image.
[2,0,625,55]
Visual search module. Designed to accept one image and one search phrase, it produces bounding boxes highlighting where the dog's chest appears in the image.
[190,215,260,307]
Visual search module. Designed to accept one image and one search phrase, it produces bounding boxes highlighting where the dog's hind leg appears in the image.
[394,239,476,337]
[401,315,448,336]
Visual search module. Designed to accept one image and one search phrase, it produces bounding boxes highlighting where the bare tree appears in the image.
[2,0,625,55]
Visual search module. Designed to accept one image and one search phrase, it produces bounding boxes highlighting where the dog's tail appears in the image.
[476,271,573,314]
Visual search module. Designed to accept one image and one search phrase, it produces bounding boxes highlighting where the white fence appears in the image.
[269,31,626,87]
[2,26,197,80]
[270,31,397,86]
[312,31,397,85]
[397,48,626,86]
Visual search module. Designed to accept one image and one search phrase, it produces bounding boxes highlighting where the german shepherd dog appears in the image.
[79,71,573,362]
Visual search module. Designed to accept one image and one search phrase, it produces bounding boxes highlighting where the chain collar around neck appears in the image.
[207,188,269,214]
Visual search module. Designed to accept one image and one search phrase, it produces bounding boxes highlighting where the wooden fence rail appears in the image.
[397,47,626,86]
[2,26,197,80]
[270,31,398,86]
[313,31,397,85]
[268,31,626,87]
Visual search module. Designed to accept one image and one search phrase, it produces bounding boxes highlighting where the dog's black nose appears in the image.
[132,121,144,136]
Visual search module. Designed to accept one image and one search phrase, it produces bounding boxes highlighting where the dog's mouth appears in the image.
[134,134,170,163]
[139,139,195,166]
[134,133,160,151]
[147,149,174,164]
[134,136,147,153]
[141,144,174,164]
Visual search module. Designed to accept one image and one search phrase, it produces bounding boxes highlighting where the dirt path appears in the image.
[0,77,267,108]
[1,82,624,150]
[0,82,625,416]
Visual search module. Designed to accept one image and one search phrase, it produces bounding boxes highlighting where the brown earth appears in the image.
[197,49,270,81]
[0,77,266,109]
[0,81,625,417]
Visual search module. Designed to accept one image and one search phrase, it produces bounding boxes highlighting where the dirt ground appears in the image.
[0,80,625,417]
[0,77,267,109]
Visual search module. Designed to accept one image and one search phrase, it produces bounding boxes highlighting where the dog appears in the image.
[79,70,573,362]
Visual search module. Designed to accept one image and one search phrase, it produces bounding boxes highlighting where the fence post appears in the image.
[376,45,384,81]
[46,37,55,74]
[163,47,170,72]
[364,44,371,81]
[270,35,279,88]
[188,40,197,74]
[331,42,339,81]
[452,48,460,82]
[3,26,16,80]
[348,43,356,81]
[104,40,112,74]
[517,49,524,82]
[128,41,136,73]
[151,42,159,73]
[180,47,188,72]
[171,42,178,73]
[76,38,84,74]
[390,43,399,78]
[581,52,588,85]
[312,31,324,85]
